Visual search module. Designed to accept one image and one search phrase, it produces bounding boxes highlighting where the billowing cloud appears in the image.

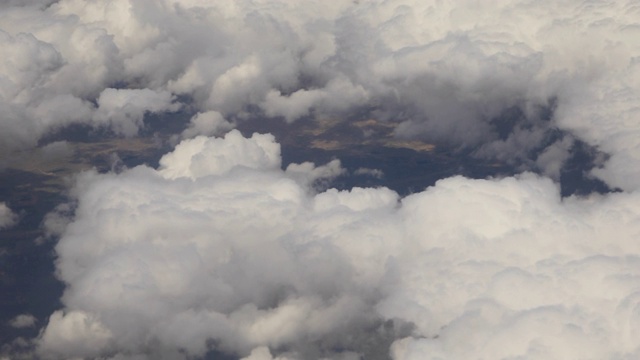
[2,1,640,359]
[92,88,181,137]
[0,0,638,190]
[37,131,640,359]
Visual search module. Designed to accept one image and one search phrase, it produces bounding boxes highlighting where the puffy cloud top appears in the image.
[93,88,181,136]
[0,0,639,190]
[2,1,640,359]
[38,131,640,359]
[158,130,281,180]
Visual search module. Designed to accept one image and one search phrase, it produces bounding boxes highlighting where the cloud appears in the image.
[354,168,384,179]
[37,131,640,359]
[0,0,638,190]
[158,130,281,180]
[285,159,346,190]
[38,310,112,359]
[0,1,639,359]
[39,132,400,359]
[180,111,234,139]
[0,203,18,230]
[261,77,369,123]
[0,0,58,8]
[0,28,101,152]
[9,314,37,329]
[92,88,181,137]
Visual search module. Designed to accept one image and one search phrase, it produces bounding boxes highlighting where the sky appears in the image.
[1,0,640,359]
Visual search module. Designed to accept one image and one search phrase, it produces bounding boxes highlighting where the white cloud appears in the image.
[0,0,638,189]
[0,1,639,358]
[262,88,324,122]
[181,111,234,139]
[158,130,281,180]
[261,77,369,123]
[38,310,112,359]
[0,203,18,230]
[38,131,640,359]
[9,314,37,328]
[535,136,573,179]
[285,159,346,190]
[93,88,181,137]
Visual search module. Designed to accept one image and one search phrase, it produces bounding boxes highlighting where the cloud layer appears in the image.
[38,131,640,359]
[0,0,639,190]
[3,1,640,359]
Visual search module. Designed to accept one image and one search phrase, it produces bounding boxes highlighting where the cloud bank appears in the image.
[38,130,640,359]
[2,1,640,359]
[0,0,638,190]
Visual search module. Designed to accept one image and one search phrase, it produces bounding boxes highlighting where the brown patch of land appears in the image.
[3,138,160,192]
[384,140,436,152]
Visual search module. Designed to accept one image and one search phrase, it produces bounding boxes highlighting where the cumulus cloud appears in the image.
[39,311,112,359]
[92,88,181,137]
[0,0,637,189]
[0,29,87,152]
[261,77,369,122]
[40,133,400,359]
[180,111,234,139]
[158,130,281,180]
[37,131,640,359]
[2,0,640,359]
[0,203,18,230]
